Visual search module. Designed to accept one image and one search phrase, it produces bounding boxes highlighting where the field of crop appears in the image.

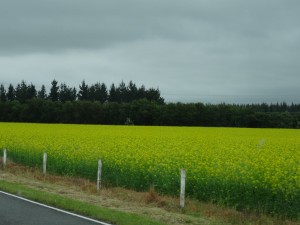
[0,122,299,218]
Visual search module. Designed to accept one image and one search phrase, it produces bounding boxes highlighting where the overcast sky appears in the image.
[0,0,299,103]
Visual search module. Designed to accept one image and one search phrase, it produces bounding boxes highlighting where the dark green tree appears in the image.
[137,85,146,100]
[93,82,108,103]
[88,84,96,101]
[143,87,164,104]
[127,81,137,102]
[15,80,29,103]
[109,83,118,102]
[49,79,59,101]
[78,80,89,100]
[6,84,15,101]
[59,83,77,102]
[0,84,6,102]
[37,85,47,99]
[99,83,108,103]
[117,80,127,102]
[27,83,37,99]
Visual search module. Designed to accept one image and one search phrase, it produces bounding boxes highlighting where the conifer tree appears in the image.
[49,79,59,101]
[6,84,15,101]
[37,85,47,99]
[0,84,6,102]
[78,80,89,100]
[109,83,118,102]
[59,83,77,102]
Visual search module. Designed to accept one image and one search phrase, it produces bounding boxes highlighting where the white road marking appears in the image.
[0,190,112,225]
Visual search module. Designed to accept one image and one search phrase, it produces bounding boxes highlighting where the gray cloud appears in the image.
[2,0,298,54]
[0,0,299,103]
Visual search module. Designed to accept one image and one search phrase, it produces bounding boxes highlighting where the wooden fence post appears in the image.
[3,148,7,168]
[43,152,47,176]
[180,169,186,208]
[97,159,102,191]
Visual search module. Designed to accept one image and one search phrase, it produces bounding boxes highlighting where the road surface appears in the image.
[0,191,111,225]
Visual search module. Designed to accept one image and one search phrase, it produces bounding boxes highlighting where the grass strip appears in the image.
[0,180,167,225]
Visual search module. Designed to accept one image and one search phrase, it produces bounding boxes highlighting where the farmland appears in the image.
[0,122,299,218]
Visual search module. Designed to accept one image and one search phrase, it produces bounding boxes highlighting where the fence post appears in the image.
[43,152,47,176]
[180,169,186,208]
[3,148,7,168]
[97,159,102,191]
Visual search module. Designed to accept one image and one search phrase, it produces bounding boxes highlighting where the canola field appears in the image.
[0,123,299,217]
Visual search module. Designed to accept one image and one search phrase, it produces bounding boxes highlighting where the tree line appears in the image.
[0,80,164,104]
[0,80,299,128]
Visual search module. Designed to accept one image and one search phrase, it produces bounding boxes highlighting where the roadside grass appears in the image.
[0,160,299,225]
[0,180,166,225]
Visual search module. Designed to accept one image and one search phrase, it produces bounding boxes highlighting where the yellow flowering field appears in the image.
[0,122,299,217]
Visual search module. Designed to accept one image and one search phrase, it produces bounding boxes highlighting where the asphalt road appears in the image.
[0,191,111,225]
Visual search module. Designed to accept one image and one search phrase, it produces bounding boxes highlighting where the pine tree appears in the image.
[0,84,6,102]
[15,80,28,103]
[100,83,108,103]
[78,80,89,100]
[93,82,108,103]
[27,83,37,99]
[116,81,127,102]
[49,79,59,101]
[37,85,47,99]
[59,83,77,102]
[109,83,118,102]
[6,84,15,101]
[127,81,137,102]
[88,84,96,101]
[137,85,146,100]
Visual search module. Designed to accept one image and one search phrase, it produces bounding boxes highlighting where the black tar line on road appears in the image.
[0,190,112,225]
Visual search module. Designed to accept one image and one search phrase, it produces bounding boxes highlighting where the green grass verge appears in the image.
[0,180,167,225]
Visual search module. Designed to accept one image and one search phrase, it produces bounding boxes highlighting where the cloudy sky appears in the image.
[0,0,299,103]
